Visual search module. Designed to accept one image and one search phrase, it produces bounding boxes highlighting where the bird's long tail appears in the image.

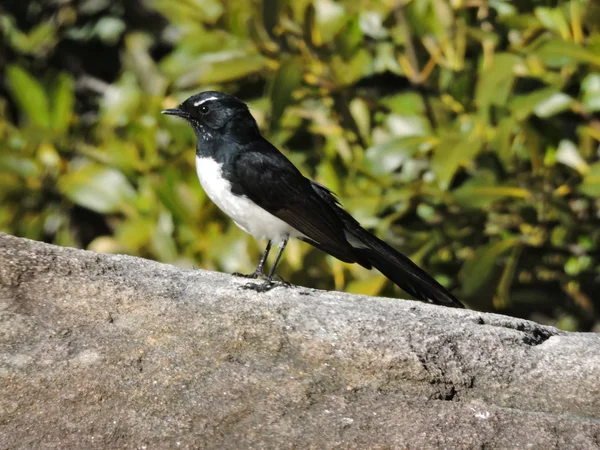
[350,226,465,308]
[310,181,465,308]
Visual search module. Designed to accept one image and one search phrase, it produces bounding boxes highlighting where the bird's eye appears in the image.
[199,105,209,114]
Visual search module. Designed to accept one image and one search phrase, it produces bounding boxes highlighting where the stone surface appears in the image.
[1,233,600,449]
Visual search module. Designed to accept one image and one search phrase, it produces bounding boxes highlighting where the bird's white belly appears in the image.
[196,156,300,243]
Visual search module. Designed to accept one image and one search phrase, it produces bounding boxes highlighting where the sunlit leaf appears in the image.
[581,73,600,112]
[0,156,39,177]
[174,51,268,88]
[269,57,304,131]
[489,0,517,18]
[431,133,482,191]
[493,116,519,167]
[359,11,388,39]
[123,33,167,96]
[579,161,600,197]
[150,210,178,261]
[535,7,570,38]
[5,65,50,128]
[50,73,75,133]
[533,92,573,118]
[476,53,520,111]
[556,139,588,174]
[349,97,371,144]
[94,17,126,45]
[4,20,57,56]
[365,135,432,175]
[150,0,224,24]
[330,49,373,86]
[346,273,387,296]
[453,178,530,208]
[59,164,137,214]
[313,0,347,45]
[459,238,520,298]
[533,38,600,67]
[509,87,560,120]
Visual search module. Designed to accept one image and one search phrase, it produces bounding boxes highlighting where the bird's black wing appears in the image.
[232,139,357,263]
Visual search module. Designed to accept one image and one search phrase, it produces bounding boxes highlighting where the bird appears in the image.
[162,91,465,308]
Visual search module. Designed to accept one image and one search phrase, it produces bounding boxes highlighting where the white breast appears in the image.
[196,156,302,244]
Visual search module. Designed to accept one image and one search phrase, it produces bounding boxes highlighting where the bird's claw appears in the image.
[241,281,276,292]
[240,279,293,292]
[276,279,292,288]
[270,274,291,285]
[232,271,262,279]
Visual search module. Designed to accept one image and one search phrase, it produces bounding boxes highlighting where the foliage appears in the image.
[1,0,600,330]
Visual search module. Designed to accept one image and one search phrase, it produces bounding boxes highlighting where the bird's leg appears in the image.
[241,237,291,292]
[265,237,290,286]
[232,240,272,279]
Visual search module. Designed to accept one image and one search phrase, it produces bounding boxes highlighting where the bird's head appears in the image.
[162,91,259,141]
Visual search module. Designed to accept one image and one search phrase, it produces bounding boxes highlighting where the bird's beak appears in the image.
[161,107,188,118]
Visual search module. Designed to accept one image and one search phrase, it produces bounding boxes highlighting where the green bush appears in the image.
[1,0,599,330]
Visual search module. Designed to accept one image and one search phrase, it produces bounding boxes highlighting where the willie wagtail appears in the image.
[162,91,465,308]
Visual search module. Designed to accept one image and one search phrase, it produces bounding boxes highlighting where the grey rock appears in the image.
[0,233,599,449]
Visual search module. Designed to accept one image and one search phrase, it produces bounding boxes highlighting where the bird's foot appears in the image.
[240,278,292,292]
[241,280,276,292]
[270,274,291,286]
[232,270,263,279]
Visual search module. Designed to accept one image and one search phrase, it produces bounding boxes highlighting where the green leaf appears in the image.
[476,53,520,111]
[509,87,560,120]
[313,0,348,45]
[578,161,600,197]
[268,57,304,131]
[150,0,223,24]
[0,156,39,177]
[365,135,432,175]
[5,21,57,56]
[123,33,168,96]
[493,116,518,167]
[556,139,588,174]
[50,73,75,133]
[330,49,373,86]
[175,51,268,89]
[349,97,371,144]
[459,238,520,298]
[346,273,387,296]
[59,164,137,214]
[150,211,178,262]
[581,73,600,112]
[5,65,50,128]
[381,92,425,115]
[489,0,517,18]
[533,92,573,118]
[533,38,600,67]
[262,0,287,36]
[453,178,530,209]
[431,133,483,191]
[94,17,126,45]
[535,7,570,37]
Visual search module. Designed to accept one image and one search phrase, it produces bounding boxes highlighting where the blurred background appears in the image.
[1,0,600,330]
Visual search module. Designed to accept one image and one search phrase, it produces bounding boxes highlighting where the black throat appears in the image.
[193,116,260,160]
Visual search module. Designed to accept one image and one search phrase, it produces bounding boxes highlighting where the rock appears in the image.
[1,233,599,449]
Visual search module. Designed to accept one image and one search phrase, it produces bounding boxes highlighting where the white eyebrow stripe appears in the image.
[193,96,219,106]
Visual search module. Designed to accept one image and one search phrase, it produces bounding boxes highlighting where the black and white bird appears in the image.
[162,91,464,308]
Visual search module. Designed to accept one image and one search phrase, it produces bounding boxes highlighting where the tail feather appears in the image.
[352,229,465,308]
[309,181,464,308]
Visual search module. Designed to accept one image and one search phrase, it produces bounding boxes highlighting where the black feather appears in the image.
[311,182,464,308]
[232,139,359,263]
